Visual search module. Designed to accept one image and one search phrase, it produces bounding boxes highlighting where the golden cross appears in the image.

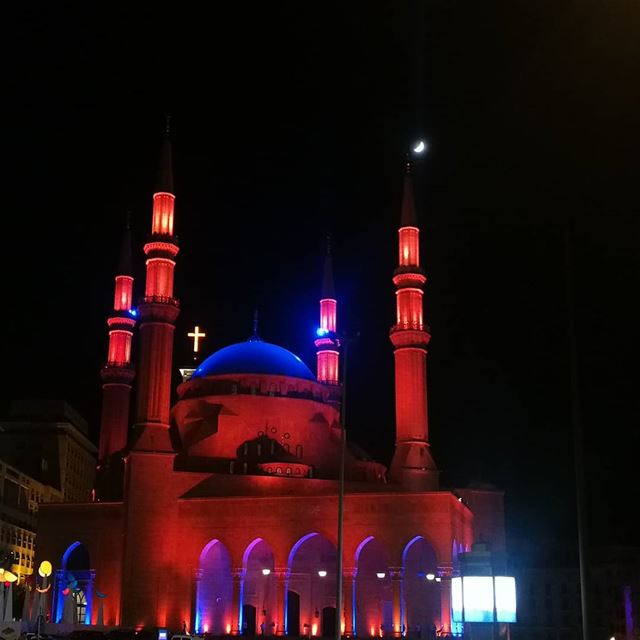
[187,325,206,352]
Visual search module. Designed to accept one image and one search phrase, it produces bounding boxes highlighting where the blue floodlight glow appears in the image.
[316,327,329,337]
[495,577,517,623]
[451,577,463,623]
[463,577,494,622]
[451,576,517,624]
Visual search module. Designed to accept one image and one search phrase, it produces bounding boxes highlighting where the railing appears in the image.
[390,321,430,332]
[141,295,180,307]
[103,361,134,369]
[146,233,180,245]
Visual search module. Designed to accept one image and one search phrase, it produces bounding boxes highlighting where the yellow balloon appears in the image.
[38,560,53,578]
[38,560,53,577]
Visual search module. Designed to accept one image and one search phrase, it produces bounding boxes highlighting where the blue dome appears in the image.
[192,340,315,381]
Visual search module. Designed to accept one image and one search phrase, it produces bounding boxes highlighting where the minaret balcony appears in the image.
[100,362,135,384]
[389,325,431,348]
[144,237,180,259]
[393,269,427,287]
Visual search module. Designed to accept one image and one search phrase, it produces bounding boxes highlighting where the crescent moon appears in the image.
[36,584,52,593]
[413,141,426,153]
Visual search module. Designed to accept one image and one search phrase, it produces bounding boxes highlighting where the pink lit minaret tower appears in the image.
[314,239,340,384]
[98,218,136,462]
[389,161,439,490]
[131,122,180,452]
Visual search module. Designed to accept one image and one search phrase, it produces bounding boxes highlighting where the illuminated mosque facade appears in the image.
[37,133,506,636]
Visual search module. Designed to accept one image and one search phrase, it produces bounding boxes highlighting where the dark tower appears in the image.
[389,162,439,490]
[131,125,180,451]
[98,218,136,463]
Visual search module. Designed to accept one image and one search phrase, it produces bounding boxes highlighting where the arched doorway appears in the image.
[287,533,337,636]
[402,537,440,637]
[321,607,336,637]
[355,537,392,637]
[287,591,300,636]
[196,539,232,634]
[242,604,257,636]
[242,538,275,635]
[54,541,94,625]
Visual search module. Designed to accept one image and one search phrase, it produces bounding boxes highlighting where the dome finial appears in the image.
[249,309,262,342]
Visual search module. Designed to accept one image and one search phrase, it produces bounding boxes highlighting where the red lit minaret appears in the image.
[98,218,136,461]
[314,239,340,384]
[131,125,180,451]
[389,161,439,490]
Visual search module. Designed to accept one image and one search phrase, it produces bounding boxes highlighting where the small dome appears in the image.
[192,340,315,381]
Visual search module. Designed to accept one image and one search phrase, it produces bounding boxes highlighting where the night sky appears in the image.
[4,2,639,558]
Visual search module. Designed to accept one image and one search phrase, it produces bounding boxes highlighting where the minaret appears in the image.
[314,238,339,384]
[98,217,136,461]
[389,161,439,490]
[131,122,180,451]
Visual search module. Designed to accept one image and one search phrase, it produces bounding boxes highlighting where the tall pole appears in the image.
[565,222,591,640]
[335,337,348,640]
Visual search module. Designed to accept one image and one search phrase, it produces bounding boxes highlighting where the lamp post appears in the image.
[334,333,354,640]
[36,561,52,640]
[565,221,592,640]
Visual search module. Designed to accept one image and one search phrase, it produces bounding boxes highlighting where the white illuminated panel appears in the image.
[494,577,517,622]
[463,576,494,622]
[451,577,463,622]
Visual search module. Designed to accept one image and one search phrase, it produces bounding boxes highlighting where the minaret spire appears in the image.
[157,115,174,194]
[315,236,339,385]
[400,160,418,228]
[321,235,335,299]
[97,215,136,467]
[131,123,181,451]
[117,211,133,275]
[389,158,439,490]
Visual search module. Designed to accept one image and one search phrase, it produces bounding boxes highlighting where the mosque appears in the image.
[36,133,506,637]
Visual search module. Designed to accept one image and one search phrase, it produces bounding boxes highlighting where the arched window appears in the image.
[296,445,303,459]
